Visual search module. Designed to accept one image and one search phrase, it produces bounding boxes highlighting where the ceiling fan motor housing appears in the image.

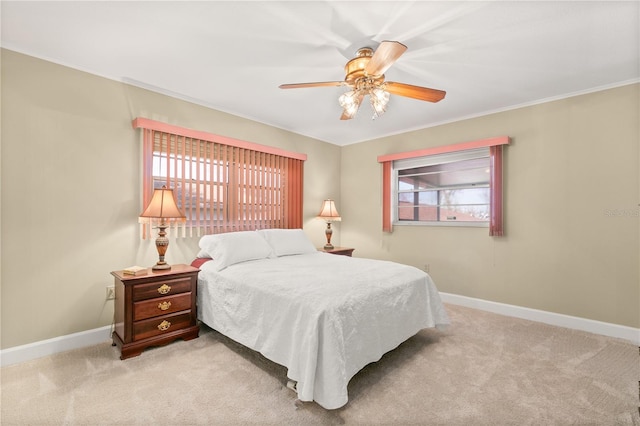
[344,47,385,85]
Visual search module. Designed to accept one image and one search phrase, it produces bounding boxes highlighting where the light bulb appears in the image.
[338,91,357,108]
[339,90,360,117]
[370,88,390,119]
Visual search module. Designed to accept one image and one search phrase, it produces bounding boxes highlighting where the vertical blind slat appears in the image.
[281,156,286,229]
[225,145,231,233]
[286,158,291,229]
[208,142,214,235]
[195,138,201,235]
[269,154,274,228]
[178,137,185,237]
[218,143,224,233]
[246,149,252,230]
[247,149,253,228]
[272,154,277,228]
[230,146,238,231]
[252,151,258,228]
[277,156,282,229]
[259,153,266,230]
[244,149,249,229]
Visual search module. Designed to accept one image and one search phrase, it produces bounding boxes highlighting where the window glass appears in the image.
[393,148,490,226]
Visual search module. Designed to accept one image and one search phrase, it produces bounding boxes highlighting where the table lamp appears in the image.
[139,185,186,270]
[317,199,341,249]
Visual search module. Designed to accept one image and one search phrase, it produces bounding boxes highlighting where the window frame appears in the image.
[378,137,509,236]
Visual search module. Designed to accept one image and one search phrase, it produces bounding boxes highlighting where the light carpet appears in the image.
[1,304,638,425]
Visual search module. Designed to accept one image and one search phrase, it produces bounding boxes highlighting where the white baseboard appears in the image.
[440,292,640,346]
[1,297,638,367]
[0,326,112,367]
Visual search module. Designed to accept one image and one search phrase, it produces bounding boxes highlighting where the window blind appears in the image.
[134,118,306,238]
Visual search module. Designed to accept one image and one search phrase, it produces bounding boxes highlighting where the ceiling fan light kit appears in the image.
[279,41,446,121]
[339,82,390,120]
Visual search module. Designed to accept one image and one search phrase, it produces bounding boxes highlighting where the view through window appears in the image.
[395,149,490,225]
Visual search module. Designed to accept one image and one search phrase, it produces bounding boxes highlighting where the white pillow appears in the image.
[195,249,210,258]
[198,231,274,271]
[257,228,317,257]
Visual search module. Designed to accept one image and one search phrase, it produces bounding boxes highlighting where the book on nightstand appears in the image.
[122,265,147,276]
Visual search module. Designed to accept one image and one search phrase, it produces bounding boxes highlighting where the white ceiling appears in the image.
[2,1,639,146]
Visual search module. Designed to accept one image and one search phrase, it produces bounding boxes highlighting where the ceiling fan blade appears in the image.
[279,81,345,89]
[364,41,407,77]
[385,82,446,102]
[340,92,365,120]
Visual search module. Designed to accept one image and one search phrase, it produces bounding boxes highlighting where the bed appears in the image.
[194,229,449,409]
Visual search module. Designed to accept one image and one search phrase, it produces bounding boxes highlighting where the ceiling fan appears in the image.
[279,41,446,120]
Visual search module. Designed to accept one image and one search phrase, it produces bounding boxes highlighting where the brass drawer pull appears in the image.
[158,301,172,311]
[157,284,171,295]
[157,320,171,331]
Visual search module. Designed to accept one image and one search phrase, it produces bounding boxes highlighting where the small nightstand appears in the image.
[111,264,200,360]
[320,247,355,257]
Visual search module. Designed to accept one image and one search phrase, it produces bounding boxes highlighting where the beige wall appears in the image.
[1,49,638,351]
[0,50,341,349]
[341,83,640,328]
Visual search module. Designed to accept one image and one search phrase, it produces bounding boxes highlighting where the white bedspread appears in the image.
[197,252,449,409]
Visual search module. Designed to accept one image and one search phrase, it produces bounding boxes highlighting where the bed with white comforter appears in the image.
[195,229,449,409]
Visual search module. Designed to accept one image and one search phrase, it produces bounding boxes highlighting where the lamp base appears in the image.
[153,222,172,271]
[152,262,172,271]
[324,222,334,250]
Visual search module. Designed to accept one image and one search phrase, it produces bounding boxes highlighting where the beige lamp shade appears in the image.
[317,199,341,222]
[139,186,186,221]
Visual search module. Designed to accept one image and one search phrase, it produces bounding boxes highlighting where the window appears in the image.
[134,118,306,237]
[395,149,490,225]
[378,137,508,236]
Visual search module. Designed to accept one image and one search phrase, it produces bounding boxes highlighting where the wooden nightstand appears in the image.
[111,264,199,360]
[320,247,355,257]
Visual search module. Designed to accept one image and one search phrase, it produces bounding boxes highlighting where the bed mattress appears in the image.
[197,252,449,409]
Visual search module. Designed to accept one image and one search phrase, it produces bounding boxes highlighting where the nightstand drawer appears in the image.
[133,277,192,301]
[133,312,193,341]
[133,292,193,321]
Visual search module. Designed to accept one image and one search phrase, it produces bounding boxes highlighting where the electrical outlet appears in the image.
[106,285,115,300]
[423,264,430,273]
